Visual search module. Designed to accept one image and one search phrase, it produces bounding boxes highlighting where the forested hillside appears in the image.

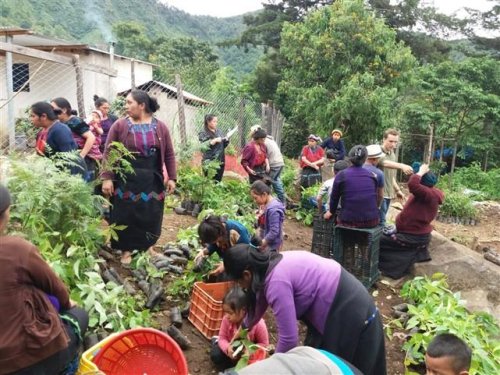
[0,0,262,75]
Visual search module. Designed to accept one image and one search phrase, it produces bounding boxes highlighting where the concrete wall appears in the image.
[0,50,153,147]
[145,86,203,147]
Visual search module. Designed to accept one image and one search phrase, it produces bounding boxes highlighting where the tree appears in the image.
[112,21,152,61]
[150,37,220,90]
[237,0,335,51]
[276,0,416,146]
[402,57,500,172]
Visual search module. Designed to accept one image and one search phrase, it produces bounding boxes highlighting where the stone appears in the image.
[414,231,500,322]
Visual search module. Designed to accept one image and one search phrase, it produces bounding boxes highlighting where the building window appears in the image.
[13,63,30,92]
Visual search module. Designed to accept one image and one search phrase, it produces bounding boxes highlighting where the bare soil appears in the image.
[108,201,498,375]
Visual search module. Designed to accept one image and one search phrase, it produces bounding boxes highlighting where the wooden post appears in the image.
[265,100,273,135]
[131,59,136,89]
[450,139,459,176]
[175,74,186,146]
[238,97,246,149]
[439,139,445,162]
[426,123,434,164]
[72,55,85,119]
[4,35,15,151]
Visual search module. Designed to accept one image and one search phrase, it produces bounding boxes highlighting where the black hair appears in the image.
[198,215,228,249]
[93,95,109,109]
[51,97,73,117]
[0,184,11,217]
[427,333,472,373]
[250,180,272,195]
[334,159,350,174]
[252,128,267,140]
[204,114,217,129]
[223,244,282,315]
[348,145,368,167]
[31,102,58,121]
[129,90,160,114]
[223,286,249,313]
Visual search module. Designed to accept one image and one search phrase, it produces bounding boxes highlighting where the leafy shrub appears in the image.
[295,184,321,226]
[395,274,500,375]
[439,163,500,201]
[6,155,152,332]
[439,190,478,219]
[281,157,300,201]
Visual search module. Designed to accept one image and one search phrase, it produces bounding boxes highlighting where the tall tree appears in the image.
[403,57,500,172]
[150,37,220,90]
[276,0,416,146]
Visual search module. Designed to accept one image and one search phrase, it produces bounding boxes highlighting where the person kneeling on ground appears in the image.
[425,333,471,375]
[378,163,444,279]
[195,215,250,279]
[0,184,89,374]
[211,286,269,370]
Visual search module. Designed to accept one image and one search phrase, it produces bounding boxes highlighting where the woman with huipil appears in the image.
[101,90,176,265]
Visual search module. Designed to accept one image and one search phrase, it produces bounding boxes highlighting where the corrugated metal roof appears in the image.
[118,80,212,106]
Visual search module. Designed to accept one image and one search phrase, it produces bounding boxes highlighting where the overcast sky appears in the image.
[161,0,495,18]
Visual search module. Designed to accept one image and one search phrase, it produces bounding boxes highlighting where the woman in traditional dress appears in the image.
[198,114,229,182]
[223,244,386,375]
[300,134,325,189]
[101,90,176,265]
[241,128,269,184]
[0,185,89,374]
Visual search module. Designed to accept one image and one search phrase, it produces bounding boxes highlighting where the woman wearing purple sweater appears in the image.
[324,145,380,228]
[251,180,285,252]
[223,245,386,375]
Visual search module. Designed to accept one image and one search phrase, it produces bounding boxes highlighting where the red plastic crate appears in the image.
[188,281,233,339]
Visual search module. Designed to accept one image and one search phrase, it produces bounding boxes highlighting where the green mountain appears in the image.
[0,0,261,76]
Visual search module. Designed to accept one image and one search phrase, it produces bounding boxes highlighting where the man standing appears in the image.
[378,129,413,226]
[250,125,286,203]
[363,144,385,209]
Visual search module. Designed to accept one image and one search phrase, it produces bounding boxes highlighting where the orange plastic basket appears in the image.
[91,328,188,375]
[188,281,233,339]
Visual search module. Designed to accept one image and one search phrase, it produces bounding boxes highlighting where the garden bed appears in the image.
[128,211,408,374]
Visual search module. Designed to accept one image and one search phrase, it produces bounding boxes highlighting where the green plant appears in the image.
[6,155,152,333]
[232,328,268,370]
[110,96,126,118]
[393,273,500,375]
[281,157,300,201]
[439,190,478,219]
[15,107,38,140]
[295,183,320,226]
[100,141,136,181]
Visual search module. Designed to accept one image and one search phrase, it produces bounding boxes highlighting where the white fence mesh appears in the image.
[0,45,284,158]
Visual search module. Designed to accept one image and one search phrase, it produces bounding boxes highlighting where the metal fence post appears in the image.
[175,74,187,146]
[5,35,15,151]
[72,55,85,118]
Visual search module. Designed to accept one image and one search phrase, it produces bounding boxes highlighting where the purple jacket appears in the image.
[260,198,285,250]
[101,117,176,181]
[329,166,379,226]
[245,251,341,353]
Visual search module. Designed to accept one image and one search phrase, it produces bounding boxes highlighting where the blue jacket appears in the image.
[208,220,250,259]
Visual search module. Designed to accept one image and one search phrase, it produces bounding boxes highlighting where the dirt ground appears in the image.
[151,211,407,374]
[433,201,500,254]
[110,201,498,375]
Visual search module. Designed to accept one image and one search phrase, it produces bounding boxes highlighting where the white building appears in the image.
[0,28,153,148]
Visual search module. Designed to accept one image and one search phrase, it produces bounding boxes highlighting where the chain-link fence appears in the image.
[0,40,285,160]
[115,78,285,157]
